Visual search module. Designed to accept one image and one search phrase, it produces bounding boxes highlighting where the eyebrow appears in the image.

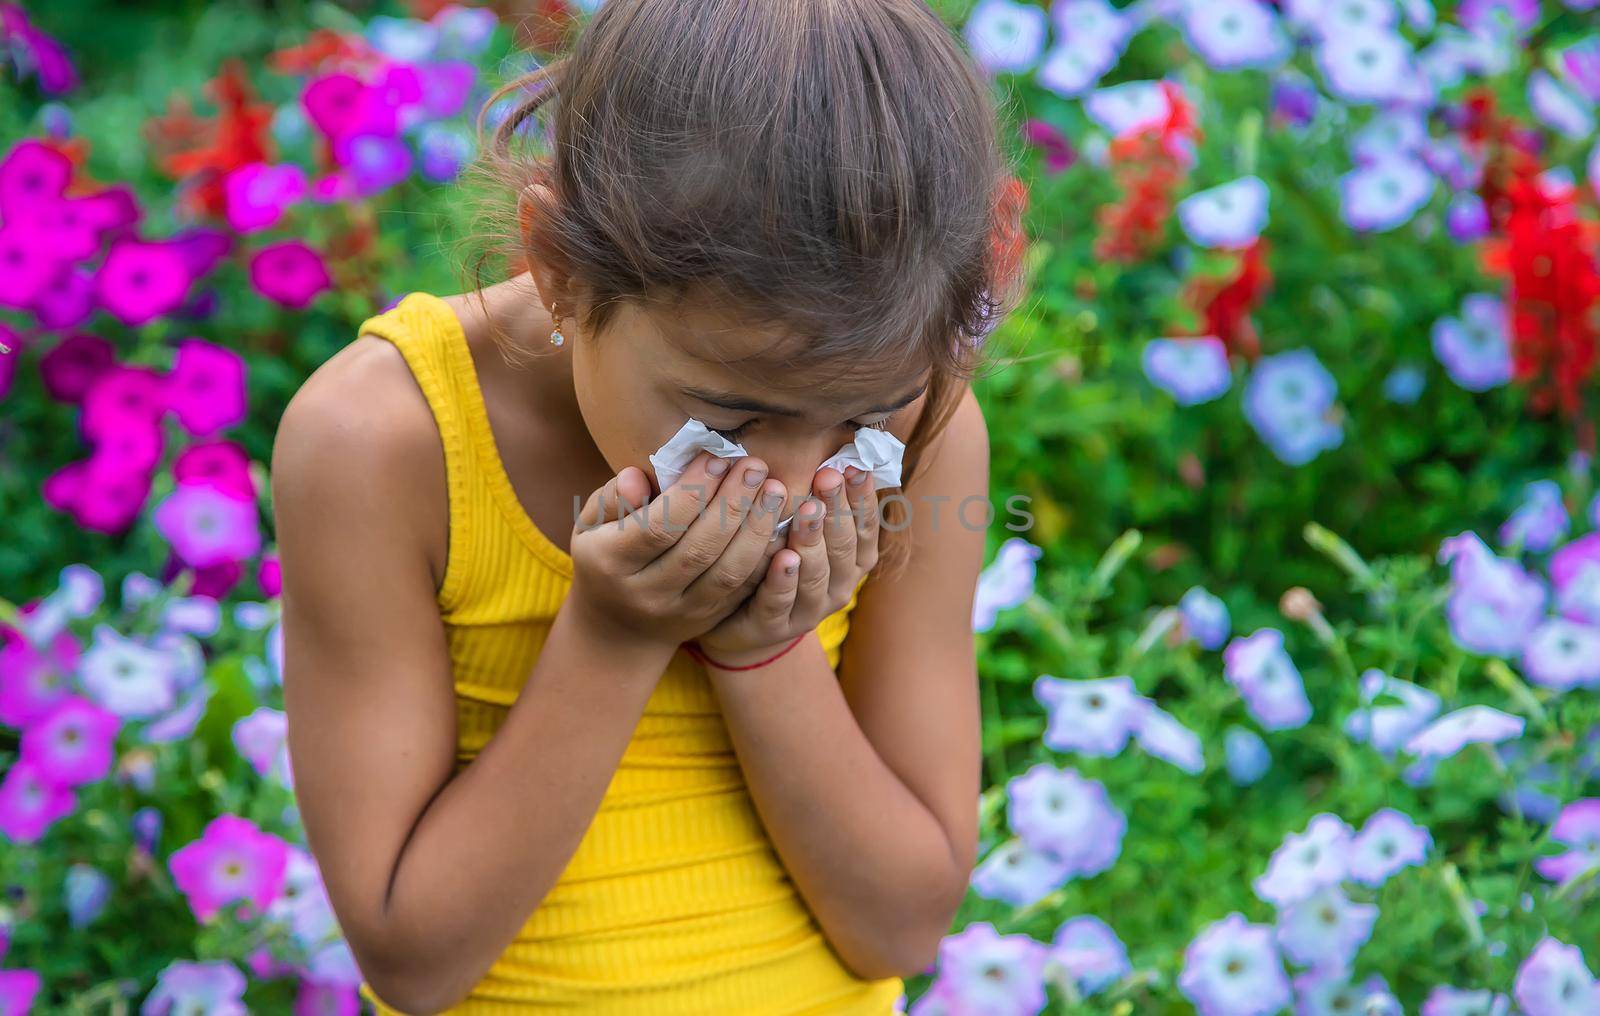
[682,380,929,418]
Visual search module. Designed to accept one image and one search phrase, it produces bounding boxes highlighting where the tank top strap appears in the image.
[356,291,488,611]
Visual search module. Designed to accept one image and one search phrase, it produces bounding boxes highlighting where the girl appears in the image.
[272,0,1023,1012]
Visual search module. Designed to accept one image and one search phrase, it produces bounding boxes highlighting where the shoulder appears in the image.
[905,383,989,500]
[271,335,448,580]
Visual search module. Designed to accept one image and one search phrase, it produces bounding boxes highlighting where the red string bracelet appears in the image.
[683,633,808,672]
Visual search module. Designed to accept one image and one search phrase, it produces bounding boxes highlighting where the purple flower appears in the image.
[1558,36,1600,104]
[0,970,41,1016]
[1433,293,1512,391]
[1142,337,1233,406]
[1421,986,1511,1016]
[932,922,1050,1015]
[169,814,290,923]
[233,707,292,784]
[1050,0,1128,50]
[1533,799,1600,884]
[64,863,111,929]
[1275,885,1377,970]
[1459,0,1540,39]
[1307,0,1399,36]
[1006,762,1125,877]
[223,163,307,234]
[1037,39,1119,98]
[1348,808,1431,886]
[434,4,498,58]
[1050,916,1129,996]
[1351,110,1427,165]
[962,0,1049,75]
[1529,71,1595,141]
[1132,698,1205,774]
[1439,532,1548,657]
[1224,725,1271,785]
[1447,192,1492,242]
[78,625,177,719]
[1178,177,1270,249]
[1522,618,1600,691]
[1340,156,1435,231]
[1383,363,1426,403]
[367,16,439,63]
[1513,937,1598,1016]
[1179,913,1292,1016]
[0,627,77,727]
[31,266,96,330]
[0,758,76,842]
[249,241,332,309]
[143,960,248,1016]
[153,483,262,569]
[1270,72,1319,128]
[970,837,1072,907]
[1254,814,1354,908]
[167,338,247,437]
[1316,28,1414,104]
[1296,971,1401,1016]
[95,239,193,326]
[973,537,1042,631]
[1224,628,1313,731]
[1182,0,1290,71]
[1500,480,1569,553]
[1034,674,1141,755]
[333,132,414,196]
[19,695,119,788]
[1242,349,1342,466]
[416,123,474,183]
[1181,586,1232,649]
[1405,705,1525,761]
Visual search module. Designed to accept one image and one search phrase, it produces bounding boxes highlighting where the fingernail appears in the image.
[762,488,784,510]
[744,465,768,488]
[706,457,730,477]
[784,561,798,575]
[847,469,867,486]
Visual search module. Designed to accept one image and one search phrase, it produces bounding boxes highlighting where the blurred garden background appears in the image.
[3,0,1600,1013]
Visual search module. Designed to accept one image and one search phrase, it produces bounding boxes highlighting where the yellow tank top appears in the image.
[351,293,906,1015]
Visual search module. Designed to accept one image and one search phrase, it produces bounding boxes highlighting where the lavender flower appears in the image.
[64,863,111,929]
[1006,762,1126,877]
[1178,177,1270,249]
[1297,971,1402,1016]
[1181,586,1232,649]
[1275,885,1378,970]
[1224,725,1271,785]
[1383,363,1426,404]
[1344,669,1441,758]
[1421,986,1511,1016]
[963,0,1049,75]
[1142,337,1233,406]
[1182,1,1290,71]
[1243,349,1343,466]
[971,837,1072,907]
[1529,70,1595,141]
[1533,799,1600,884]
[1179,913,1292,1016]
[1224,628,1313,731]
[1034,674,1141,755]
[1438,532,1547,657]
[1433,293,1512,391]
[1316,28,1414,105]
[1348,807,1432,885]
[1522,618,1600,691]
[1340,156,1435,231]
[1132,698,1206,774]
[1500,480,1569,553]
[973,537,1042,632]
[1049,916,1130,996]
[1038,41,1119,98]
[1405,705,1525,761]
[932,922,1050,1016]
[142,960,247,1016]
[78,625,177,719]
[1513,937,1598,1016]
[1254,814,1354,907]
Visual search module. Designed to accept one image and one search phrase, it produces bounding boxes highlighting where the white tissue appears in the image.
[646,417,907,535]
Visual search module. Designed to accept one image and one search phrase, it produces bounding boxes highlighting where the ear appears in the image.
[516,180,555,252]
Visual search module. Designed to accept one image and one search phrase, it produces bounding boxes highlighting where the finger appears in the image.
[787,496,831,620]
[813,467,857,601]
[748,548,802,629]
[842,465,880,570]
[577,469,650,529]
[612,452,737,566]
[683,474,787,600]
[657,458,766,588]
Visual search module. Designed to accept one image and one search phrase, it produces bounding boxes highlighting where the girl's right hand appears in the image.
[564,451,789,649]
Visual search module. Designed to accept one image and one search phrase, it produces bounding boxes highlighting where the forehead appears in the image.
[608,297,928,410]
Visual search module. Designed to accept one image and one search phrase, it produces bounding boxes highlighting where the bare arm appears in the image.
[273,337,676,1014]
[703,388,987,979]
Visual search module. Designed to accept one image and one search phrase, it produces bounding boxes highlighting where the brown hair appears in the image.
[462,0,1025,576]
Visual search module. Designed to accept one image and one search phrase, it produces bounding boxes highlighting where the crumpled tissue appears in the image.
[647,417,905,533]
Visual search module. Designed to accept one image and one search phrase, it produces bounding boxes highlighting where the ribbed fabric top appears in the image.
[352,293,905,1015]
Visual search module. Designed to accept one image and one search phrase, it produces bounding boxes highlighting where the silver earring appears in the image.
[549,304,566,347]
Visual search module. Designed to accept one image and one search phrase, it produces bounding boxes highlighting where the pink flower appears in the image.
[168,814,290,922]
[0,969,42,1016]
[90,416,164,475]
[249,241,331,309]
[302,73,383,143]
[95,239,193,325]
[0,139,71,216]
[79,364,167,443]
[27,187,139,262]
[168,338,247,436]
[0,223,63,309]
[0,626,79,727]
[173,440,255,501]
[294,981,360,1016]
[257,555,281,598]
[153,484,263,568]
[30,266,96,330]
[223,163,308,234]
[20,695,120,788]
[42,453,154,534]
[38,333,115,403]
[0,758,77,842]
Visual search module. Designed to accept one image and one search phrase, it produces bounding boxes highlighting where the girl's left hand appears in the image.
[692,464,880,667]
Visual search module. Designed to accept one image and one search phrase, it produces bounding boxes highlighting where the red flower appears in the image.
[1094,82,1200,265]
[1183,240,1273,361]
[145,61,274,220]
[990,174,1030,302]
[1481,164,1600,426]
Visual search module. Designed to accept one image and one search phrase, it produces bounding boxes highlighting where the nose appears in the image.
[743,435,847,520]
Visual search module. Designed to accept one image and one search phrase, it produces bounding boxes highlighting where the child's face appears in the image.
[570,298,928,516]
